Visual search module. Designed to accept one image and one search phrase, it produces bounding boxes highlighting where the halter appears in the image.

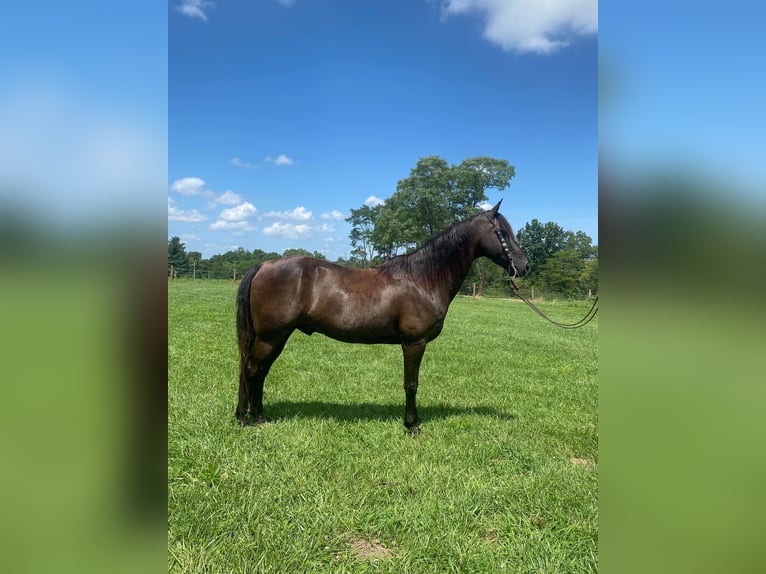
[484,211,598,329]
[484,212,517,277]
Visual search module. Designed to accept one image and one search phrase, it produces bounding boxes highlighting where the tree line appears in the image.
[168,240,327,280]
[169,155,597,298]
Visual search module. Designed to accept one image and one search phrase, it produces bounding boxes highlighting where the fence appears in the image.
[457,281,595,301]
[168,264,244,281]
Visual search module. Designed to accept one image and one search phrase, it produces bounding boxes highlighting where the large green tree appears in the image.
[354,155,515,257]
[369,156,452,254]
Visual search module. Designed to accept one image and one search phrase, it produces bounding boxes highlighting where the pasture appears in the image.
[168,279,598,572]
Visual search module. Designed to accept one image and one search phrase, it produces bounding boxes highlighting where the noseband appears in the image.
[484,211,598,329]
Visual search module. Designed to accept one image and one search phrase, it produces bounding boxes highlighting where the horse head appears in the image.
[479,200,529,277]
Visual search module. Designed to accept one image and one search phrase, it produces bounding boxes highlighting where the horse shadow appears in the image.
[264,400,516,425]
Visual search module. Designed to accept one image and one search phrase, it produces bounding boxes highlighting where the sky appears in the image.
[169,0,598,259]
[599,1,766,199]
[0,2,166,228]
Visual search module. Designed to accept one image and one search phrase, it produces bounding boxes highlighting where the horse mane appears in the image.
[376,214,479,283]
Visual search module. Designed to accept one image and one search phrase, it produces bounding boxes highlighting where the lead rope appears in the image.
[487,213,598,329]
[509,277,598,329]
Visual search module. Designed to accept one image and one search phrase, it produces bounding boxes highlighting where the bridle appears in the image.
[485,212,598,329]
[485,212,518,278]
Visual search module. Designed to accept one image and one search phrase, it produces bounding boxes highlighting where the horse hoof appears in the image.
[406,425,422,435]
[239,415,266,427]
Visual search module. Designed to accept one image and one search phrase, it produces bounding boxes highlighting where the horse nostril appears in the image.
[524,263,530,274]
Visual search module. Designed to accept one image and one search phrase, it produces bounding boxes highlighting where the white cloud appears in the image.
[478,200,493,210]
[266,153,295,166]
[171,176,206,196]
[231,156,258,169]
[442,0,597,54]
[214,190,243,205]
[168,197,207,222]
[171,180,244,207]
[263,222,312,239]
[264,206,312,221]
[364,195,385,207]
[209,220,255,231]
[180,233,200,241]
[321,209,345,220]
[219,202,257,221]
[316,223,336,233]
[176,0,214,22]
[277,0,295,7]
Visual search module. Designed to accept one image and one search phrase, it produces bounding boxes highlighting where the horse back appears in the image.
[248,256,438,344]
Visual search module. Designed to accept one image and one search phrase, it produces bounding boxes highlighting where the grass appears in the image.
[168,279,598,573]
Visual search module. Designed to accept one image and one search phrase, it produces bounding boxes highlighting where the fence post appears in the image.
[170,264,174,281]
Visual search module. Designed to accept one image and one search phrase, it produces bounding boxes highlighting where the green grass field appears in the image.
[168,280,598,573]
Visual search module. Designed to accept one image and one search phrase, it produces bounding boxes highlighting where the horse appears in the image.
[235,200,529,433]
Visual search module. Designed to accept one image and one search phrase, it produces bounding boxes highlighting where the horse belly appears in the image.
[304,292,401,344]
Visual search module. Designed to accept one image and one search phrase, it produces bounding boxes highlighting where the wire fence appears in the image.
[457,282,596,302]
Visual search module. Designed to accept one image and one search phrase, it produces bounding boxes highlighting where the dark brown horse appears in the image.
[235,200,528,432]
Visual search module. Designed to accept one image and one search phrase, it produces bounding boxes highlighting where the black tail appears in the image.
[236,264,261,379]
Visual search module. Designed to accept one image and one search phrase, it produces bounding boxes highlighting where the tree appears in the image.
[516,220,567,282]
[371,155,516,256]
[346,204,381,266]
[282,248,313,258]
[537,249,586,297]
[451,156,515,220]
[168,236,188,276]
[563,230,598,260]
[376,156,453,251]
[280,248,326,260]
[580,258,598,294]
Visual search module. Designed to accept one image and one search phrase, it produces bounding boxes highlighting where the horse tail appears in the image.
[236,264,261,377]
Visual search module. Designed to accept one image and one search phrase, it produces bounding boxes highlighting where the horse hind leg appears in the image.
[239,333,291,426]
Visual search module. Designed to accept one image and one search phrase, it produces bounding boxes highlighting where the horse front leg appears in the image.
[401,341,426,433]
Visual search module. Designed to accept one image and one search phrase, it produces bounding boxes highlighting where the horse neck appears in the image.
[408,221,480,304]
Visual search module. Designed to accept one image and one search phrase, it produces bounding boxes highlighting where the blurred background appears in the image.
[600,2,766,573]
[0,2,167,572]
[1,1,764,573]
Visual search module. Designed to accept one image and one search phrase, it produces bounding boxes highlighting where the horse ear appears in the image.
[488,199,503,216]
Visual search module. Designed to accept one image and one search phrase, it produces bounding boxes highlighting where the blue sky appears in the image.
[169,0,599,259]
[600,1,766,198]
[1,2,166,226]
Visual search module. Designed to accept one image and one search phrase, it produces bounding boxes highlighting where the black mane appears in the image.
[376,214,478,283]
